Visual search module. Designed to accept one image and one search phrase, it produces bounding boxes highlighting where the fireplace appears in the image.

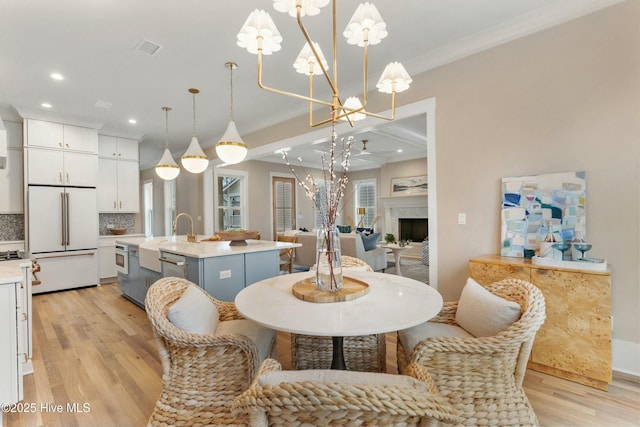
[399,218,428,242]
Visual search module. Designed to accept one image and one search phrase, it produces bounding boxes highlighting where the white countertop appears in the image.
[0,259,31,284]
[235,271,443,337]
[115,235,299,259]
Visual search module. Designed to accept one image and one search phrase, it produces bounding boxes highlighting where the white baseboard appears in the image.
[612,338,640,377]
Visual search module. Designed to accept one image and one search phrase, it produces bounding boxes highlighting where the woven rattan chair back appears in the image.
[233,358,462,427]
[145,277,264,426]
[397,278,546,426]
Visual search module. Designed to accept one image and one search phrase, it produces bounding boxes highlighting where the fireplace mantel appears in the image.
[379,195,428,237]
[380,195,427,209]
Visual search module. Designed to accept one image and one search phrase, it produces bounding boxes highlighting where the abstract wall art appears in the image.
[501,171,586,258]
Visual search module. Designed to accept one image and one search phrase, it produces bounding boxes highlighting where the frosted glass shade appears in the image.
[340,97,366,121]
[273,0,329,17]
[344,2,387,47]
[155,148,180,180]
[237,9,282,55]
[216,120,247,164]
[181,136,209,173]
[293,42,329,75]
[376,62,412,94]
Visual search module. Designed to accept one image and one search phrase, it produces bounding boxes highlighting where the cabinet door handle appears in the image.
[60,193,66,245]
[158,257,185,266]
[65,143,69,148]
[112,152,117,156]
[59,142,63,147]
[114,201,117,209]
[66,172,70,184]
[65,192,70,245]
[22,313,27,321]
[59,172,63,183]
[119,201,122,209]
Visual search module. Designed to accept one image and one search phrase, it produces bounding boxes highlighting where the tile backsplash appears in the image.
[0,214,25,241]
[99,213,136,236]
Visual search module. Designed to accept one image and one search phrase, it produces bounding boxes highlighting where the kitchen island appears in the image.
[115,236,299,305]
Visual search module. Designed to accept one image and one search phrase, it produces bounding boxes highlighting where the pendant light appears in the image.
[216,62,247,164]
[155,107,180,181]
[181,88,209,173]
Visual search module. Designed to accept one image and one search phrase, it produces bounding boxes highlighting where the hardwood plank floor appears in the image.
[5,282,640,427]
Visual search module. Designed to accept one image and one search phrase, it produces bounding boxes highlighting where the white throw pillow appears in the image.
[455,277,521,337]
[167,285,219,335]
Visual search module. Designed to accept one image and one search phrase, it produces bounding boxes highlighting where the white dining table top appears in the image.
[235,271,443,337]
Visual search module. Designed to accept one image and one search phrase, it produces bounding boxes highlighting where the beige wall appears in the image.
[144,2,639,351]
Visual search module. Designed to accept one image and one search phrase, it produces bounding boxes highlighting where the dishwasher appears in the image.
[159,252,187,279]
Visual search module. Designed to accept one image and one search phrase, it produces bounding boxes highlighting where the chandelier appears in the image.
[237,0,412,127]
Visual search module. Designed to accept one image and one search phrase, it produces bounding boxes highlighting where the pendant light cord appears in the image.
[193,92,197,136]
[164,107,170,150]
[229,62,235,121]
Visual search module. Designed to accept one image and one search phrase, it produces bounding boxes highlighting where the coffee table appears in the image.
[235,271,442,370]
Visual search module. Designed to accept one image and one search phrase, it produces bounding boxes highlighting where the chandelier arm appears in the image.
[295,3,338,100]
[257,50,333,108]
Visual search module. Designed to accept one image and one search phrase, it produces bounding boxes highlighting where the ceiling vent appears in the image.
[135,39,163,56]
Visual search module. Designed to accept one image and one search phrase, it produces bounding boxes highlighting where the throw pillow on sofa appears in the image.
[337,225,352,233]
[358,232,381,251]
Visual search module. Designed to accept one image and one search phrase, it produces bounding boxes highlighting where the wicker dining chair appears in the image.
[145,277,276,427]
[291,256,387,372]
[232,358,462,427]
[397,278,546,426]
[276,235,298,274]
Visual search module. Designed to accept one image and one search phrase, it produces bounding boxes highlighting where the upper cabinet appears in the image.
[98,134,140,213]
[25,120,98,153]
[98,135,138,161]
[0,120,24,213]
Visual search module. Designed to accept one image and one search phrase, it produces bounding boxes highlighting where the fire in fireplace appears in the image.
[399,218,428,242]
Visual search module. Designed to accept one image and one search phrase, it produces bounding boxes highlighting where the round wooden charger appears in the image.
[291,276,370,303]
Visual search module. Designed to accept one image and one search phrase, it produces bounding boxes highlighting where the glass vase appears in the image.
[316,227,343,292]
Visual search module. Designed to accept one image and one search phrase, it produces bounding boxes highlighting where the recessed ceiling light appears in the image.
[397,149,403,153]
[50,72,64,80]
[41,102,52,108]
[128,119,137,124]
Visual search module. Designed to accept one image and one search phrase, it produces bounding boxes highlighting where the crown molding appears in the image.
[407,0,626,75]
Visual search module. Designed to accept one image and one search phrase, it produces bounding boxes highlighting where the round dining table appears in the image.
[235,270,443,370]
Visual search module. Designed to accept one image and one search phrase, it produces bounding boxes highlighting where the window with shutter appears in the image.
[355,179,377,229]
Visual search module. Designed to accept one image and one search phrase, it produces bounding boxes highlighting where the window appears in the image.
[164,180,177,236]
[273,176,296,238]
[143,180,153,237]
[354,179,377,229]
[217,172,247,231]
[313,183,329,230]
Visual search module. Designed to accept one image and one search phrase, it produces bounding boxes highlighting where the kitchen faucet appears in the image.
[173,213,198,243]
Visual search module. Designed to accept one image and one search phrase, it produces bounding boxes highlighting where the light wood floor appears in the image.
[6,282,640,427]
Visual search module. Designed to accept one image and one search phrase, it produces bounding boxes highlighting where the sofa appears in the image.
[293,232,387,272]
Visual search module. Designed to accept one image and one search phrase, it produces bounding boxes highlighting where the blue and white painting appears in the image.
[501,171,586,258]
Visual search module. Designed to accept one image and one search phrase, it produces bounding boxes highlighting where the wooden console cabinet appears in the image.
[469,255,612,391]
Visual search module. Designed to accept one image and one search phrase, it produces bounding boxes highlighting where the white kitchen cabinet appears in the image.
[99,237,118,280]
[98,135,139,161]
[25,119,98,153]
[0,280,23,407]
[98,158,139,212]
[26,147,97,187]
[0,120,24,213]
